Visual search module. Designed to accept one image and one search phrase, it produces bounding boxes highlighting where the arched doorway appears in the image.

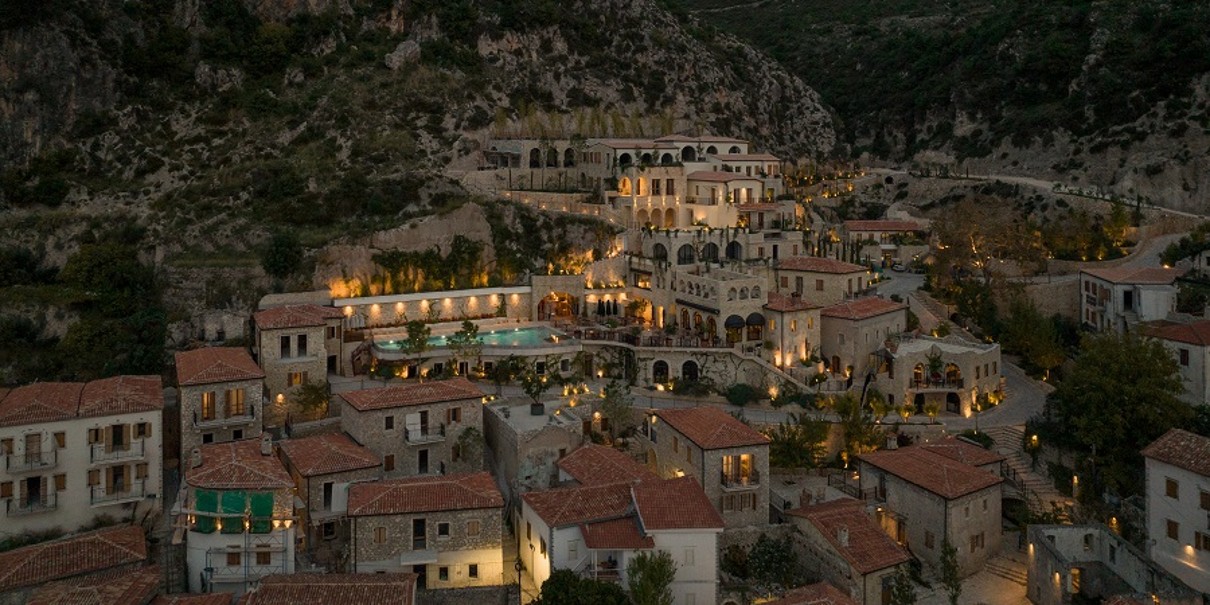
[664,208,675,228]
[746,313,764,341]
[726,241,742,260]
[682,146,696,162]
[653,360,670,383]
[693,313,703,333]
[652,243,668,261]
[702,243,719,263]
[677,244,695,265]
[946,392,961,414]
[725,315,744,345]
[529,148,541,168]
[546,148,558,167]
[618,177,632,196]
[914,393,925,414]
[945,363,961,386]
[563,148,576,167]
[618,153,633,167]
[706,316,717,339]
[682,360,700,382]
[636,209,650,227]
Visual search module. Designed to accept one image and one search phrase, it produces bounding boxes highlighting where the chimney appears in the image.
[837,527,849,547]
[260,433,273,456]
[886,434,899,450]
[190,448,203,468]
[800,487,813,506]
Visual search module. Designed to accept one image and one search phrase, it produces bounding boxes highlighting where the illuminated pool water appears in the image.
[375,325,570,351]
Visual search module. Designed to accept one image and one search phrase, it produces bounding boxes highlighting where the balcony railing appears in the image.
[685,196,720,206]
[910,378,964,390]
[5,449,57,473]
[91,479,146,506]
[194,407,256,429]
[721,469,761,489]
[405,423,446,444]
[91,439,146,464]
[7,493,57,516]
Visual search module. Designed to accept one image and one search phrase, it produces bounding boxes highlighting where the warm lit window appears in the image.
[226,389,246,417]
[201,392,216,420]
[790,320,797,332]
[288,372,307,387]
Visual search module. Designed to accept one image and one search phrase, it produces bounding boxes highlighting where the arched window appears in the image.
[739,287,749,300]
[563,148,576,167]
[728,145,741,153]
[682,360,699,381]
[726,241,742,260]
[945,363,962,384]
[728,288,737,301]
[636,209,650,227]
[706,145,718,154]
[618,153,633,167]
[681,146,696,162]
[677,245,695,265]
[618,177,632,196]
[678,280,686,292]
[751,286,761,299]
[660,153,674,165]
[653,360,669,383]
[640,152,653,165]
[664,208,675,228]
[913,363,925,385]
[652,243,668,261]
[546,148,558,167]
[702,243,719,263]
[681,309,690,329]
[529,148,541,168]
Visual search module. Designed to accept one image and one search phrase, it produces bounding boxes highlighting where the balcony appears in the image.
[194,407,256,429]
[685,196,720,206]
[910,378,964,390]
[7,493,57,516]
[405,423,445,444]
[91,479,146,506]
[91,439,146,464]
[398,548,439,565]
[721,469,761,490]
[5,449,57,473]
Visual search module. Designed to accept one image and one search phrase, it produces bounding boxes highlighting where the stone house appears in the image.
[871,335,1004,416]
[856,443,1002,578]
[1141,428,1210,594]
[482,397,587,501]
[277,432,380,562]
[637,405,771,528]
[251,304,345,425]
[764,291,823,371]
[0,376,163,536]
[786,498,910,605]
[1079,266,1180,333]
[819,297,906,379]
[774,256,871,307]
[177,436,296,595]
[339,377,485,478]
[347,471,504,590]
[1142,320,1210,406]
[0,525,148,605]
[841,220,929,266]
[175,347,266,462]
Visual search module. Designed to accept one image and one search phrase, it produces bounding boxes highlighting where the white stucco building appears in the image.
[1141,428,1210,594]
[1079,267,1181,333]
[1143,320,1210,406]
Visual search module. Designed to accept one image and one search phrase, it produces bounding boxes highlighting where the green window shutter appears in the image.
[194,490,217,533]
[250,492,274,534]
[220,490,246,534]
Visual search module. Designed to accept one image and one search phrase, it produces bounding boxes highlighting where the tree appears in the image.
[293,380,329,419]
[261,231,303,279]
[598,380,638,439]
[747,533,797,587]
[834,392,881,457]
[522,366,552,405]
[533,569,628,605]
[889,567,917,605]
[60,242,157,316]
[765,412,829,468]
[492,354,524,395]
[1046,331,1190,496]
[897,401,915,423]
[447,320,482,374]
[402,320,431,380]
[627,550,677,605]
[923,401,942,422]
[939,540,961,605]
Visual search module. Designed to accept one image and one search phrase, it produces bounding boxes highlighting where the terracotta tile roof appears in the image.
[918,437,1006,467]
[1142,428,1210,477]
[844,220,922,232]
[557,444,658,486]
[0,526,147,592]
[522,482,635,528]
[686,170,760,183]
[580,517,655,549]
[653,406,770,450]
[175,347,264,387]
[633,476,724,530]
[347,472,503,516]
[1142,320,1210,347]
[253,304,343,330]
[1082,266,1182,285]
[27,565,161,605]
[764,582,860,605]
[765,291,821,312]
[713,153,779,161]
[78,375,163,419]
[341,377,483,412]
[858,447,1002,499]
[821,298,907,321]
[0,382,83,428]
[152,594,233,605]
[279,433,380,477]
[239,573,416,605]
[776,256,867,274]
[186,440,292,490]
[786,498,910,574]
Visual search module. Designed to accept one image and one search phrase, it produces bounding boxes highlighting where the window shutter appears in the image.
[1,481,12,498]
[105,427,114,453]
[221,491,246,534]
[105,467,115,495]
[54,474,66,491]
[136,463,148,479]
[250,492,274,533]
[87,429,99,445]
[88,469,100,486]
[194,490,218,533]
[123,424,132,449]
[54,432,65,448]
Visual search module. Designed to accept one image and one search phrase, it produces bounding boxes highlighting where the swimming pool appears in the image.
[374,325,571,351]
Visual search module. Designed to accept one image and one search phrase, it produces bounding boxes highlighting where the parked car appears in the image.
[892,263,905,272]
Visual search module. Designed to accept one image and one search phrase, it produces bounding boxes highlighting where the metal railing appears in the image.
[7,493,57,516]
[910,378,965,389]
[194,406,256,428]
[721,469,762,489]
[5,449,57,473]
[90,439,146,464]
[404,423,446,444]
[91,479,146,506]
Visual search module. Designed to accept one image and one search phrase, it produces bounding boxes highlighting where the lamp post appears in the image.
[514,558,523,605]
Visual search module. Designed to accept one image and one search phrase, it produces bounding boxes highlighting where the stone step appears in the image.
[984,560,1028,586]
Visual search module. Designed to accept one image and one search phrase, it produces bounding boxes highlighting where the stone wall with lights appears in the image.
[351,506,505,589]
[336,287,534,331]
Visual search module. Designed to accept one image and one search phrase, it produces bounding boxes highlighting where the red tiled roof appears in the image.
[341,378,483,411]
[580,517,655,550]
[1082,266,1182,285]
[175,347,264,386]
[557,444,657,486]
[918,437,1006,467]
[347,472,503,516]
[653,406,770,450]
[27,565,161,605]
[633,476,724,530]
[1142,320,1210,347]
[844,220,922,232]
[1142,428,1210,477]
[713,153,779,161]
[153,594,233,605]
[821,298,907,321]
[858,447,1002,500]
[78,375,163,419]
[765,291,821,312]
[686,170,761,183]
[522,482,634,528]
[786,499,910,574]
[279,433,380,477]
[239,574,416,605]
[777,256,867,274]
[764,582,860,605]
[0,526,147,592]
[186,440,292,490]
[254,304,343,330]
[0,382,83,428]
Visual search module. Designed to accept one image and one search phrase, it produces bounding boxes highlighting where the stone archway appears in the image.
[681,146,696,162]
[653,360,670,383]
[682,360,700,382]
[664,208,675,228]
[563,148,576,167]
[529,148,541,168]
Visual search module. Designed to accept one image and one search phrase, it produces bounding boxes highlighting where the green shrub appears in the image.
[724,383,760,407]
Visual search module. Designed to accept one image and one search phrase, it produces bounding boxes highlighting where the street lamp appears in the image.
[514,558,523,604]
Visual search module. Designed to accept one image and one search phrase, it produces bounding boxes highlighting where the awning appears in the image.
[724,314,745,329]
[746,312,766,326]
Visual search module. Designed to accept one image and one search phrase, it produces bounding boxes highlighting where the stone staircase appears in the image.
[983,555,1028,586]
[983,424,1069,516]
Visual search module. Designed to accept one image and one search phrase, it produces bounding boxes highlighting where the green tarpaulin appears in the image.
[220,491,246,534]
[250,492,273,534]
[194,489,217,533]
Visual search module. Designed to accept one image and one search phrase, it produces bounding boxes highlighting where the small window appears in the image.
[1167,519,1180,540]
[88,469,100,486]
[0,481,11,498]
[467,520,481,536]
[232,429,243,441]
[1196,532,1210,551]
[136,463,148,479]
[560,358,570,373]
[815,279,824,291]
[256,550,271,566]
[327,326,338,339]
[1166,478,1179,499]
[54,474,66,491]
[322,522,336,539]
[1201,490,1210,511]
[447,407,462,424]
[374,527,387,544]
[202,433,214,444]
[438,522,450,538]
[385,416,395,430]
[1109,544,1117,564]
[964,506,970,519]
[540,537,547,556]
[135,423,150,438]
[468,563,479,579]
[227,552,241,566]
[526,521,531,541]
[53,432,65,448]
[384,455,395,472]
[982,498,988,511]
[438,566,449,582]
[1180,348,1190,366]
[0,438,11,454]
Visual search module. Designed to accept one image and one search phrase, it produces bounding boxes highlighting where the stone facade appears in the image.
[820,305,905,378]
[287,464,381,558]
[179,377,264,460]
[255,320,342,424]
[483,400,586,500]
[871,335,1004,416]
[351,506,505,589]
[340,395,483,478]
